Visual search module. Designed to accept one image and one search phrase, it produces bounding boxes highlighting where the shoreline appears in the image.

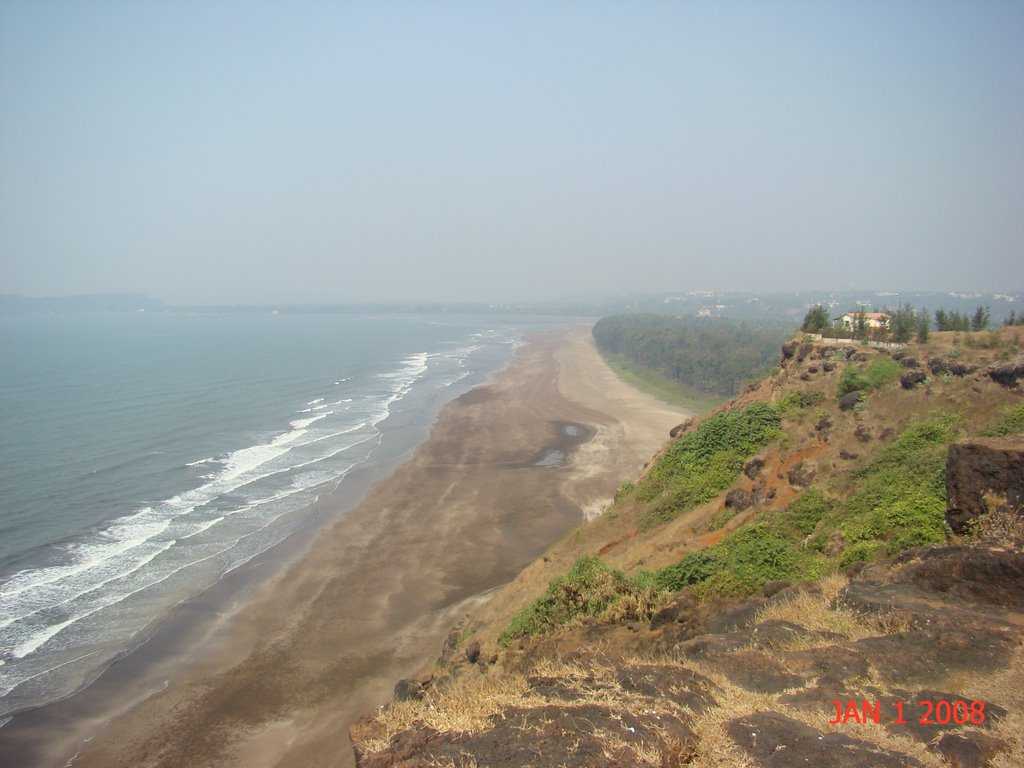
[7,326,686,768]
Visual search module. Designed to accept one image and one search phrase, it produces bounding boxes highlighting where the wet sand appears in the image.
[32,326,686,768]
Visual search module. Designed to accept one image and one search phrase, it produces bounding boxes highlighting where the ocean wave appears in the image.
[0,345,447,713]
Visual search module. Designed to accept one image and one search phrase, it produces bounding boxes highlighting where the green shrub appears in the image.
[498,556,661,645]
[653,550,723,591]
[982,405,1024,437]
[778,390,825,415]
[614,480,636,502]
[837,357,901,397]
[839,540,882,567]
[770,489,832,537]
[636,404,781,529]
[833,414,957,559]
[650,523,825,600]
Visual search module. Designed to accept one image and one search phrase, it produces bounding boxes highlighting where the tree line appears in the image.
[592,315,790,396]
[801,303,998,343]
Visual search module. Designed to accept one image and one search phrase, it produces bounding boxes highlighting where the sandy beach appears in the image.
[34,326,686,768]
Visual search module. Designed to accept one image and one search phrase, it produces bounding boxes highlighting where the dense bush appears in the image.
[652,524,824,600]
[819,414,957,556]
[593,315,790,396]
[769,488,832,537]
[983,405,1024,436]
[636,403,782,529]
[498,556,660,645]
[778,390,825,415]
[837,357,902,398]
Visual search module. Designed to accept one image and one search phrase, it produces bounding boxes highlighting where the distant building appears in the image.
[835,311,890,331]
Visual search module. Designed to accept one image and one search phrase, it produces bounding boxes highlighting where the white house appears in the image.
[835,311,890,331]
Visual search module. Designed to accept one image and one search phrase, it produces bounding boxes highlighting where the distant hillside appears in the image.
[0,293,163,314]
[593,314,791,397]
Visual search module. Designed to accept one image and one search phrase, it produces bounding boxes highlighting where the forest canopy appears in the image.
[593,314,791,396]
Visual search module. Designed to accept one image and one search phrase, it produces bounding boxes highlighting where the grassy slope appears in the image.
[497,327,1024,644]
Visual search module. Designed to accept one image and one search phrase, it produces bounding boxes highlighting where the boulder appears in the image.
[900,356,920,368]
[725,488,755,511]
[946,438,1024,533]
[839,391,862,411]
[781,340,799,360]
[900,370,927,389]
[465,640,481,664]
[822,360,837,372]
[743,456,766,479]
[987,355,1024,388]
[393,678,424,701]
[839,449,859,460]
[854,424,872,442]
[930,357,977,377]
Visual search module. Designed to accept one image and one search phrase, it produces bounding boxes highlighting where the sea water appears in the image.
[0,311,524,721]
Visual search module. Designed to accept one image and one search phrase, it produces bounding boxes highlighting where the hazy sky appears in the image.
[2,2,1022,304]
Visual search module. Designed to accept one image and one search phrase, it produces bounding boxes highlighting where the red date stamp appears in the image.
[830,698,987,726]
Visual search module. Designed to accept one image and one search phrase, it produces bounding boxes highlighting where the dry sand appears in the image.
[62,326,686,768]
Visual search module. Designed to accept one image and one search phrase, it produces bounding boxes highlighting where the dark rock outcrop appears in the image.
[393,678,424,701]
[727,712,924,767]
[725,488,755,511]
[934,731,1007,768]
[465,640,481,664]
[839,391,862,411]
[945,438,1024,533]
[987,354,1024,388]
[743,455,765,479]
[930,357,977,377]
[900,370,927,389]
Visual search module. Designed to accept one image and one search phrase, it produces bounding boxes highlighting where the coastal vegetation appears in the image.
[836,356,902,397]
[593,314,789,397]
[599,351,724,412]
[631,403,782,530]
[501,410,961,643]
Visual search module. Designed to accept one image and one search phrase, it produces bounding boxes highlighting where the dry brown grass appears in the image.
[968,505,1024,550]
[751,574,911,648]
[357,673,540,753]
[676,657,946,768]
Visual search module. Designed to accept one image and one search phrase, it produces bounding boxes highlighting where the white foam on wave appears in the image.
[0,515,169,600]
[179,517,224,540]
[0,345,440,709]
[0,538,177,631]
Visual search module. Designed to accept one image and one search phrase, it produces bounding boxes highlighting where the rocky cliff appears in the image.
[351,327,1024,768]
